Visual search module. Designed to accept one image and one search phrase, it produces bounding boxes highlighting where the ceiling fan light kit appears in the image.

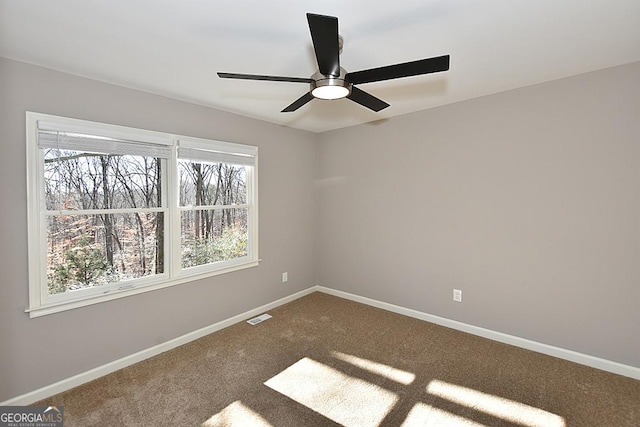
[218,13,450,113]
[310,69,351,100]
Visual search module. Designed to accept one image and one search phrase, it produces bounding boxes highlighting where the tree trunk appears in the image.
[101,156,114,267]
[194,163,203,239]
[155,161,164,274]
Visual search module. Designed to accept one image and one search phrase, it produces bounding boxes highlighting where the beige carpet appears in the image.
[35,292,640,426]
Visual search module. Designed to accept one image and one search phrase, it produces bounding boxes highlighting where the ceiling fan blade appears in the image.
[218,72,312,83]
[347,86,390,112]
[307,13,340,77]
[282,92,314,112]
[346,55,450,85]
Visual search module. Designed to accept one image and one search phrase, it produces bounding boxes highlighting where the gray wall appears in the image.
[317,61,640,368]
[0,57,318,401]
[2,56,638,402]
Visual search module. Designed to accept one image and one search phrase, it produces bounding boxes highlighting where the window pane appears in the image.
[46,212,164,294]
[178,161,246,207]
[181,208,248,268]
[44,149,162,211]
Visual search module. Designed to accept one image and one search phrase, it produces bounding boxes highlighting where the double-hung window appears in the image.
[26,112,258,317]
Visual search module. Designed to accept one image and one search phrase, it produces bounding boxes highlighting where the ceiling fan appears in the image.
[217,13,450,113]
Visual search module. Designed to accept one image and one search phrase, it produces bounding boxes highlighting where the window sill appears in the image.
[26,259,260,318]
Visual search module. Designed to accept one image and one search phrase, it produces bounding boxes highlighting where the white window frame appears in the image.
[26,112,259,318]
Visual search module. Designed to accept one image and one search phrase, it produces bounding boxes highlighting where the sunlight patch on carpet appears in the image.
[426,379,566,427]
[202,401,274,427]
[332,351,415,385]
[264,357,398,427]
[401,402,487,426]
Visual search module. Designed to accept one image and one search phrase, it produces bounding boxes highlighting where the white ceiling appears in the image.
[1,1,639,133]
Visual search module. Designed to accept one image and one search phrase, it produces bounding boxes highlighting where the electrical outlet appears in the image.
[282,272,288,283]
[453,289,462,302]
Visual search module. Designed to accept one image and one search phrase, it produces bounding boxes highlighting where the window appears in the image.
[26,112,258,317]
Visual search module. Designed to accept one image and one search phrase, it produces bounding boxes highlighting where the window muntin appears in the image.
[27,112,258,317]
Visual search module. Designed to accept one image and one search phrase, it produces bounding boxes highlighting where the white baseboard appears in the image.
[317,286,640,381]
[1,287,317,406]
[4,284,638,405]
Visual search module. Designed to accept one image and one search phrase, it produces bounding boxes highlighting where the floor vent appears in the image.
[247,313,272,325]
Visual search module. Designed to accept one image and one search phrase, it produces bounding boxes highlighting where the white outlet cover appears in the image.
[453,289,462,302]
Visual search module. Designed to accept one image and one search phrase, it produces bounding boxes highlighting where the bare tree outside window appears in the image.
[44,149,162,294]
[178,161,248,268]
[43,151,250,294]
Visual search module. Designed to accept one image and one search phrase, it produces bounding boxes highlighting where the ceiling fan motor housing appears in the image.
[310,68,352,100]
